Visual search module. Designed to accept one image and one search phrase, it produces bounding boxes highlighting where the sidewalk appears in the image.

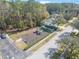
[26,32,57,53]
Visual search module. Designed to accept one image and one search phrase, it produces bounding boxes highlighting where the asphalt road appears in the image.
[0,35,27,59]
[26,25,73,59]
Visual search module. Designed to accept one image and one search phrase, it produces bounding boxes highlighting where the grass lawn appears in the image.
[15,40,28,50]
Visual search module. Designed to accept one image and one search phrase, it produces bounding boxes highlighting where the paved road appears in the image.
[0,35,27,59]
[26,26,73,59]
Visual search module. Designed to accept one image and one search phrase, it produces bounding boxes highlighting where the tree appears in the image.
[50,33,79,59]
[71,19,79,30]
[0,0,8,30]
[0,0,49,32]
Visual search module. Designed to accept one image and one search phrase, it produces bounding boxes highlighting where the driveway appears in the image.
[26,26,73,59]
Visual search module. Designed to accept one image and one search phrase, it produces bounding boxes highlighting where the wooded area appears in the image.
[0,0,79,32]
[0,0,49,32]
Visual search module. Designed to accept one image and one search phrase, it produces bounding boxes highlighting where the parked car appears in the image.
[0,34,6,39]
[59,32,71,39]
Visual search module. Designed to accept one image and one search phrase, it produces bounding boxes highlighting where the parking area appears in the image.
[0,35,28,59]
[26,25,73,59]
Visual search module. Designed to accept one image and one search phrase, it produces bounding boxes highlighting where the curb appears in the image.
[26,32,57,53]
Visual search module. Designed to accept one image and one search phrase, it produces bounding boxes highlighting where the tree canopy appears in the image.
[50,33,79,59]
[0,0,49,32]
